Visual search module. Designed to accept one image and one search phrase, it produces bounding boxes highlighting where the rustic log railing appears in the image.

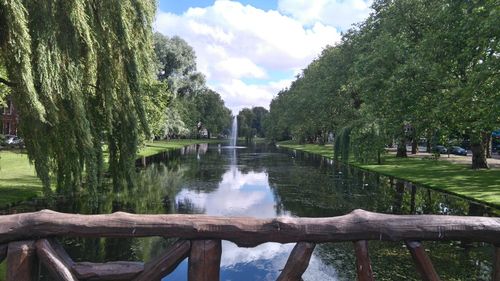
[0,209,499,280]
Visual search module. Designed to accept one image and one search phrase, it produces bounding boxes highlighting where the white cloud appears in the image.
[278,0,373,30]
[175,164,287,218]
[154,0,371,113]
[209,78,294,114]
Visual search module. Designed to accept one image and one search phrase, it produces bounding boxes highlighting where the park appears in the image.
[0,0,499,280]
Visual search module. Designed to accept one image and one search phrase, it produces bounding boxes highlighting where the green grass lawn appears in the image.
[0,139,224,208]
[0,150,43,208]
[279,143,500,208]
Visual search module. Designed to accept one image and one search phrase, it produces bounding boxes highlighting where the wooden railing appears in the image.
[1,209,499,281]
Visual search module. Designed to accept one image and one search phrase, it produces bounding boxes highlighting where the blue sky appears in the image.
[155,0,373,113]
[158,0,278,14]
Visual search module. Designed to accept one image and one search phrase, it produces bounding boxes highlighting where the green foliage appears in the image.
[237,107,269,141]
[195,89,231,138]
[334,126,351,162]
[0,0,157,193]
[152,32,230,139]
[268,0,500,168]
[142,81,172,139]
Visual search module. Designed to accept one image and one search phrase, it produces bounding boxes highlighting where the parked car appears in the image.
[5,135,24,148]
[433,145,447,154]
[493,144,500,153]
[449,146,467,156]
[1,134,16,145]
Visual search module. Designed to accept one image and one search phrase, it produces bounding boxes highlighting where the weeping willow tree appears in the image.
[334,118,387,165]
[0,0,156,194]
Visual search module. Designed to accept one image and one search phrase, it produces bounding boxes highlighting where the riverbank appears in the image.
[0,139,224,208]
[278,143,500,208]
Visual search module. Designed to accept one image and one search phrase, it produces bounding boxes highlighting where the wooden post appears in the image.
[277,242,316,281]
[0,244,7,263]
[353,240,374,281]
[7,240,37,281]
[188,240,222,281]
[132,240,190,281]
[35,239,78,281]
[405,241,440,281]
[493,246,500,281]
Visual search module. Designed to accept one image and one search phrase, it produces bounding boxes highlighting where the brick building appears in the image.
[1,96,19,135]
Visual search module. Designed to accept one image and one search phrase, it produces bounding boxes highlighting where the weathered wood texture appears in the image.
[188,240,222,281]
[277,242,316,281]
[1,209,499,247]
[354,240,374,281]
[494,247,500,281]
[7,240,37,281]
[405,241,441,281]
[132,240,190,281]
[0,244,7,263]
[35,239,78,281]
[74,261,144,281]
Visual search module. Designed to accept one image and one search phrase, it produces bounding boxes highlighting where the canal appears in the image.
[1,142,498,280]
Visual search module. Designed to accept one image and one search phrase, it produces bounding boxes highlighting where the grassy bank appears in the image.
[278,143,500,208]
[0,150,42,208]
[0,139,223,208]
[138,139,223,157]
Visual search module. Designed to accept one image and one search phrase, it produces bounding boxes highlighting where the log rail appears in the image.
[0,209,499,280]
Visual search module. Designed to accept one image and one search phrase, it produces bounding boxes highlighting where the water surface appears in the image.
[1,142,498,280]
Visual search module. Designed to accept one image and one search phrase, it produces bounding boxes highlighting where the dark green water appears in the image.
[1,142,498,280]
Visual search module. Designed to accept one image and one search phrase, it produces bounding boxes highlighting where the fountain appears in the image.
[230,115,237,147]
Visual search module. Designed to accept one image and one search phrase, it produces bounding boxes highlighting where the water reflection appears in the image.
[176,166,284,217]
[1,143,498,281]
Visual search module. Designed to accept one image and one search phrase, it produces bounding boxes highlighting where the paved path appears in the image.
[389,148,500,169]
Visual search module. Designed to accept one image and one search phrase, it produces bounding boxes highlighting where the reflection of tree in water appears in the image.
[178,145,230,193]
[176,197,205,214]
[314,238,493,280]
[41,163,190,273]
[269,147,496,280]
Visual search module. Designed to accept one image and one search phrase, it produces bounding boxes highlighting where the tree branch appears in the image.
[0,76,16,87]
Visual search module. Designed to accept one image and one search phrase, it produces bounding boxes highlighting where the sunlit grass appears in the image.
[0,150,43,208]
[279,143,500,208]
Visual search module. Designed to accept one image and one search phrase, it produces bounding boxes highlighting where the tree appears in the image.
[250,107,269,138]
[195,89,231,139]
[420,0,500,168]
[238,108,255,142]
[153,33,205,98]
[0,0,157,193]
[141,81,172,140]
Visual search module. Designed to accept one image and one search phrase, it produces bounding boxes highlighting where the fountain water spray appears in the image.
[230,116,237,147]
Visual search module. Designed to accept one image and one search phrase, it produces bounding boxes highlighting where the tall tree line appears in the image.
[266,0,499,169]
[152,33,232,140]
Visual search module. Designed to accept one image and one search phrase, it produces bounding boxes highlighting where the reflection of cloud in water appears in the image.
[176,165,287,218]
[220,241,338,281]
[173,163,337,280]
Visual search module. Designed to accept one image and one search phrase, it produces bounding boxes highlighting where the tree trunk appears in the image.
[207,130,211,139]
[470,132,489,169]
[396,135,407,158]
[426,131,433,153]
[487,134,492,158]
[411,133,418,154]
